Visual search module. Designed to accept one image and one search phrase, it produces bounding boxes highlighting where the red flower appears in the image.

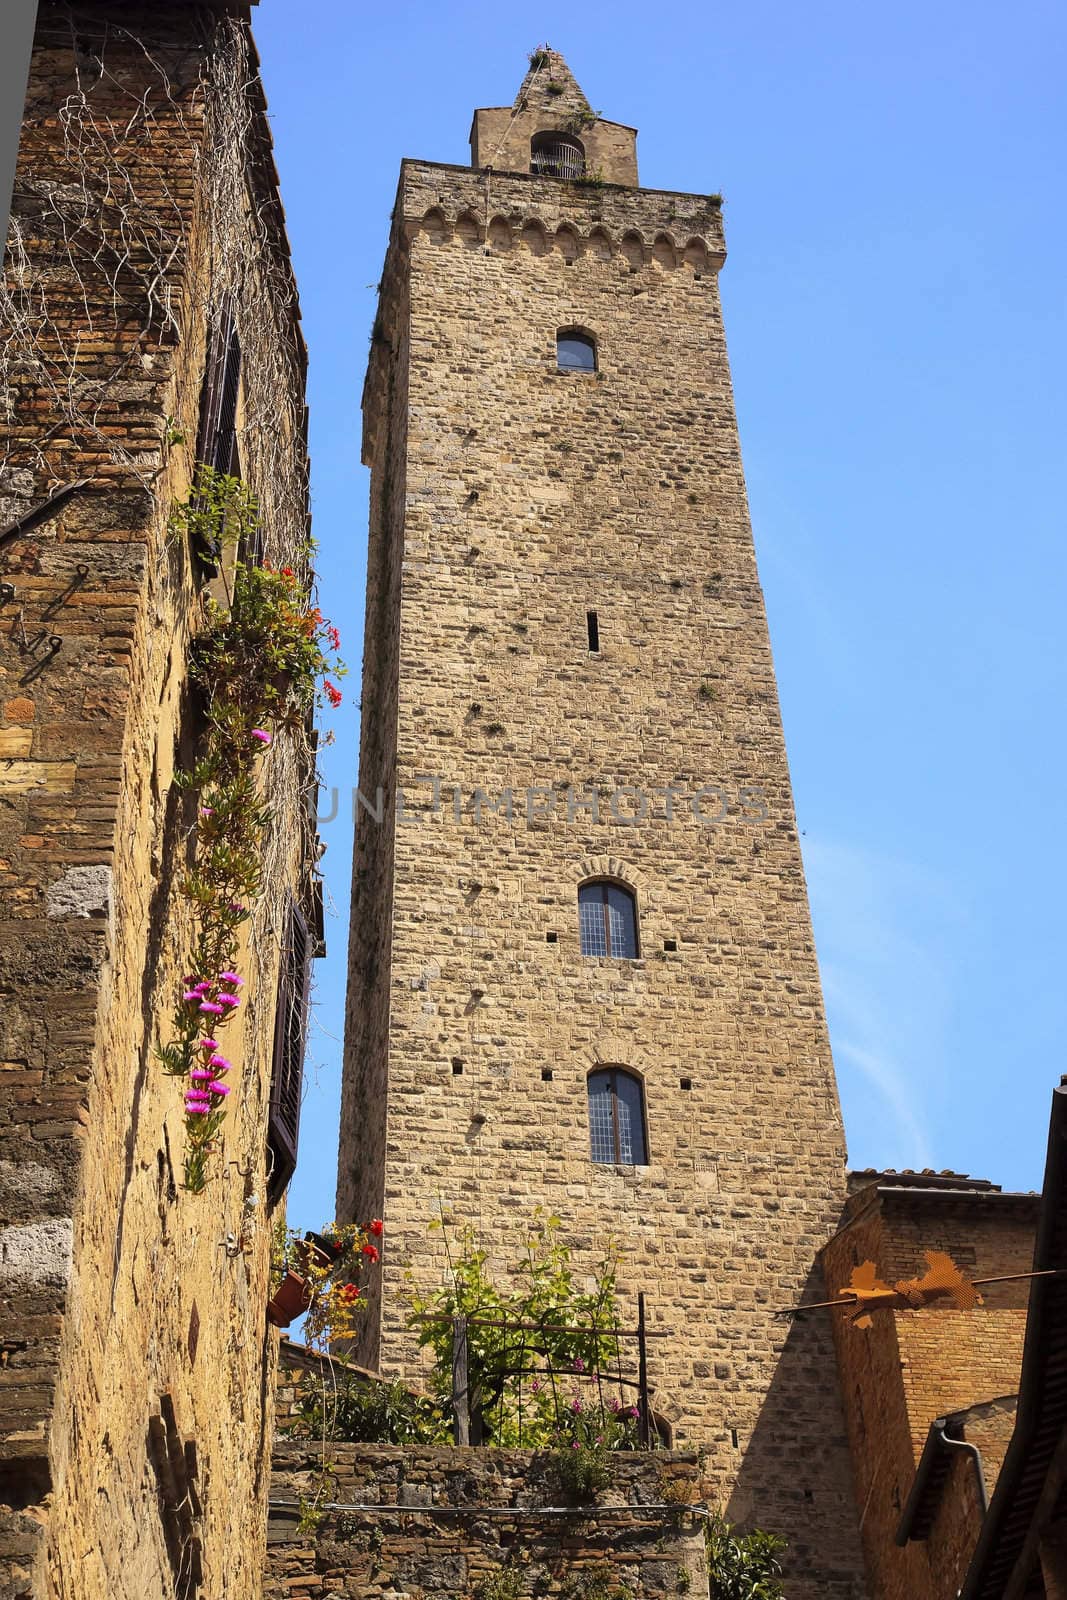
[361,1243,380,1263]
[327,625,341,652]
[367,1218,384,1237]
[324,681,342,708]
[338,1283,360,1304]
[280,565,295,579]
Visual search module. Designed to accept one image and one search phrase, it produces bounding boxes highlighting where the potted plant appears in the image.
[267,1219,383,1343]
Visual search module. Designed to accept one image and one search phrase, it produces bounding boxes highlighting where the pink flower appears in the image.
[190,1068,214,1083]
[200,1038,219,1052]
[217,993,240,1009]
[573,1357,585,1372]
[229,901,244,914]
[251,729,271,745]
[571,1397,583,1414]
[531,1379,542,1394]
[629,1406,640,1418]
[219,972,244,986]
[571,1441,580,1450]
[184,1099,211,1115]
[199,807,214,818]
[209,1054,231,1071]
[199,1001,225,1016]
[208,1081,230,1096]
[183,991,203,1004]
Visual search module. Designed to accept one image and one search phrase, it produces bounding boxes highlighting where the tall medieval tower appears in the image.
[341,50,866,1597]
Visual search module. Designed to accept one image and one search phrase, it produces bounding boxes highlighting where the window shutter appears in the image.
[195,298,241,476]
[267,902,310,1204]
[214,320,241,476]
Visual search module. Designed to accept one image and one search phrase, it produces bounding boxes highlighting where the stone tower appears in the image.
[342,48,866,1596]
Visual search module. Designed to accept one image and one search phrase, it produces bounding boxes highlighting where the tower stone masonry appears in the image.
[341,48,867,1597]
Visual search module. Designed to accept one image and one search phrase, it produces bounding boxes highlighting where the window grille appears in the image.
[267,901,310,1204]
[531,133,585,179]
[588,1068,647,1165]
[578,880,638,958]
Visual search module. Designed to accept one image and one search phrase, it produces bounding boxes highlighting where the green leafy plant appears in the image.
[564,105,600,133]
[573,169,606,189]
[705,1516,786,1600]
[472,1566,524,1600]
[156,467,345,1191]
[559,1565,634,1600]
[295,1459,339,1537]
[551,1402,638,1502]
[300,1373,447,1445]
[527,49,548,71]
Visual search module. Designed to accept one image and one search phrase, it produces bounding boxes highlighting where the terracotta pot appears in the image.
[266,1271,311,1328]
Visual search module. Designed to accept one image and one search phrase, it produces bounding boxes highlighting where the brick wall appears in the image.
[821,1184,1034,1600]
[0,6,313,1596]
[266,1440,709,1599]
[338,110,865,1598]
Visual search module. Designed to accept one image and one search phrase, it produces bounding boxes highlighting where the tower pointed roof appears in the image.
[513,47,594,122]
[469,47,638,186]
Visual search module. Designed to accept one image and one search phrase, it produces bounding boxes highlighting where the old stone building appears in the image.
[0,3,319,1597]
[340,47,868,1599]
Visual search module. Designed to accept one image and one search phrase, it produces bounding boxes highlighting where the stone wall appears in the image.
[339,110,865,1599]
[266,1441,709,1599]
[0,5,314,1596]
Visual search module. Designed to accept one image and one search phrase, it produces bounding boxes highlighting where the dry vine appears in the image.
[1,4,328,1188]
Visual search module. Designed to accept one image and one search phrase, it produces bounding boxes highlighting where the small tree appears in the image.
[408,1212,630,1447]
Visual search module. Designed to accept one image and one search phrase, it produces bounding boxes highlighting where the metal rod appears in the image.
[411,1314,669,1338]
[637,1292,650,1449]
[774,1267,1066,1317]
[971,1269,1063,1287]
[274,1500,712,1520]
[452,1314,469,1446]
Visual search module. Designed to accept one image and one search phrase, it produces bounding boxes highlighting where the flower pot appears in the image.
[266,1271,311,1328]
[303,1230,345,1266]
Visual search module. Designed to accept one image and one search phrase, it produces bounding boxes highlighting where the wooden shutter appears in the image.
[267,902,310,1204]
[195,298,241,476]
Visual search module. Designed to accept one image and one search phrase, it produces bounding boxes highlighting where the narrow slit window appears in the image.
[578,880,638,959]
[587,611,600,652]
[587,1068,648,1165]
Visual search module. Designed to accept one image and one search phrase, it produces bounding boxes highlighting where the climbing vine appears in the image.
[155,469,343,1191]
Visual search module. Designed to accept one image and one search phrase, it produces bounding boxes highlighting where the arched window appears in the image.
[578,880,638,958]
[588,1068,648,1165]
[531,132,585,180]
[557,329,597,373]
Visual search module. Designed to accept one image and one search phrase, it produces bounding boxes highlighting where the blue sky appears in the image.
[252,0,1066,1233]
